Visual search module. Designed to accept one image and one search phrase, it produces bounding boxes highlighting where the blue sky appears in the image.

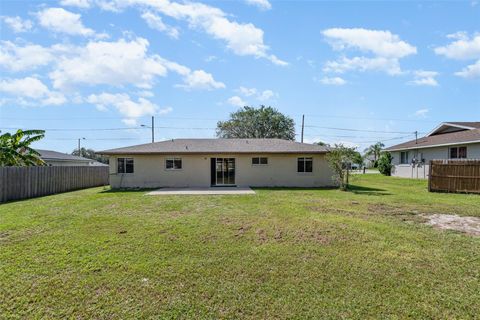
[1,0,479,153]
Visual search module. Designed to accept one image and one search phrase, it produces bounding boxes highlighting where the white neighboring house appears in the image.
[385,122,480,179]
[38,149,107,167]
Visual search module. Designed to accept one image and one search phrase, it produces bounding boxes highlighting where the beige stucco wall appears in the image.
[390,143,480,179]
[108,153,334,188]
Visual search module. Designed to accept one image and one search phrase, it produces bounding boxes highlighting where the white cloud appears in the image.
[177,70,225,90]
[36,7,94,36]
[87,93,165,125]
[93,0,286,65]
[455,60,480,78]
[59,0,92,8]
[245,0,272,10]
[0,77,66,106]
[237,86,257,96]
[235,86,276,101]
[227,95,247,107]
[318,76,347,85]
[323,56,402,75]
[408,70,439,86]
[1,16,33,33]
[414,108,429,118]
[232,87,277,100]
[122,118,139,126]
[257,89,274,101]
[435,33,480,78]
[323,28,417,58]
[1,38,224,94]
[158,106,173,115]
[49,38,168,89]
[322,28,416,76]
[435,33,480,60]
[141,11,179,39]
[159,57,225,90]
[0,41,55,72]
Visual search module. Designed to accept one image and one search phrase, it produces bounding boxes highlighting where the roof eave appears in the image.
[385,139,480,152]
[99,150,329,155]
[426,122,476,137]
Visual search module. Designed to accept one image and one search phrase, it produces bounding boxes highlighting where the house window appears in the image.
[297,157,313,173]
[166,157,182,170]
[450,146,467,159]
[400,152,409,164]
[117,158,134,173]
[252,157,268,165]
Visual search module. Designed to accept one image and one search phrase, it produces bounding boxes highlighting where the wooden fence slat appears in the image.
[429,159,480,194]
[0,166,109,203]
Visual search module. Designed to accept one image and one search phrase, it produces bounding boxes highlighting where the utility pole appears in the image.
[78,137,85,157]
[301,114,305,143]
[151,116,155,143]
[415,131,418,144]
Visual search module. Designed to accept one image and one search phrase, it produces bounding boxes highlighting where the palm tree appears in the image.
[0,129,46,166]
[364,142,385,167]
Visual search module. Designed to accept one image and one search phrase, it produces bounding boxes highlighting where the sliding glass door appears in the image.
[211,158,235,185]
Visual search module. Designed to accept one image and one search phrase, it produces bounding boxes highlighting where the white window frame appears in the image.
[297,157,313,173]
[117,157,134,174]
[252,157,268,166]
[400,151,409,164]
[165,157,183,170]
[449,146,467,159]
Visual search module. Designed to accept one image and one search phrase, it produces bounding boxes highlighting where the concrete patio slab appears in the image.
[146,187,255,195]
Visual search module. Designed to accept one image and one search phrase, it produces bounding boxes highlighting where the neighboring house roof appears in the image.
[38,149,93,162]
[446,122,480,129]
[99,139,330,155]
[426,121,480,137]
[385,127,480,151]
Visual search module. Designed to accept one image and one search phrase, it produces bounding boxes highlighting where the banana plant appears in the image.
[0,129,46,166]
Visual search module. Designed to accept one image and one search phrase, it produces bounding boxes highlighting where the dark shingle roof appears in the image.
[99,139,329,155]
[38,149,92,162]
[385,129,480,151]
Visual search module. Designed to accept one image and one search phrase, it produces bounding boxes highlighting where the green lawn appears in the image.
[1,175,479,319]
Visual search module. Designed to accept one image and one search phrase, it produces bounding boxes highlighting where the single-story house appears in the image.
[38,149,107,167]
[99,139,333,188]
[385,122,480,178]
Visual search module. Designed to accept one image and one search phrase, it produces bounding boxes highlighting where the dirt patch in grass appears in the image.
[252,227,333,245]
[424,214,480,236]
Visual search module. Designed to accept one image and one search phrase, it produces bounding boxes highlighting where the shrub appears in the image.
[377,152,393,176]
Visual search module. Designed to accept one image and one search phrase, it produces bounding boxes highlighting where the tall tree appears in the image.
[216,106,295,140]
[0,129,46,166]
[72,148,109,164]
[364,142,385,167]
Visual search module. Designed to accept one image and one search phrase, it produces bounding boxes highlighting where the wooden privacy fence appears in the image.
[429,159,480,194]
[0,166,109,203]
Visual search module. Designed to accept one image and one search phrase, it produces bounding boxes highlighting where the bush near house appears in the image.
[378,152,393,176]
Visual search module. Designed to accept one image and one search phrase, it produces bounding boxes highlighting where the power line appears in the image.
[304,125,423,134]
[299,114,439,123]
[42,138,142,141]
[0,126,216,132]
[1,113,445,123]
